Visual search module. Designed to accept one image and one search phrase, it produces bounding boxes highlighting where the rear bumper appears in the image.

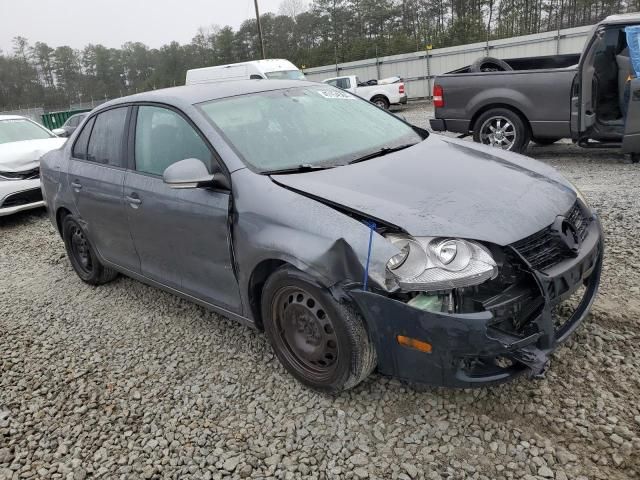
[429,118,470,133]
[350,216,603,388]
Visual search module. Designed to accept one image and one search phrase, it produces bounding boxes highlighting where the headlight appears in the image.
[385,235,497,291]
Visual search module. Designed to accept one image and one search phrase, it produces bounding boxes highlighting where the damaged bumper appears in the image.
[349,216,603,388]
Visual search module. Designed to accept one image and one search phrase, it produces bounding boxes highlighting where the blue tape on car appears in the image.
[363,221,377,291]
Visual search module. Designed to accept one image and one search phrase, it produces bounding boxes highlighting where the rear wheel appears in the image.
[371,95,390,110]
[62,215,118,285]
[473,108,530,153]
[261,266,376,393]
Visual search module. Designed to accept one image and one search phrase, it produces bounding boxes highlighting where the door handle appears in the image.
[71,181,82,190]
[125,193,142,208]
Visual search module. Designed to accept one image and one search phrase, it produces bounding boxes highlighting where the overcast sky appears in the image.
[0,0,285,53]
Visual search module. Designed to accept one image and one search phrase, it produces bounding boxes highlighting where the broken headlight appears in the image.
[385,234,498,291]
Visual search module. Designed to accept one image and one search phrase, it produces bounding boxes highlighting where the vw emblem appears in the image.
[551,216,581,254]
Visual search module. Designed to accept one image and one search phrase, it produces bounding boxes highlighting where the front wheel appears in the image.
[261,266,376,393]
[473,108,530,153]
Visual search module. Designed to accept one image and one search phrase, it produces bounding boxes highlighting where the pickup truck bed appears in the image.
[430,54,580,141]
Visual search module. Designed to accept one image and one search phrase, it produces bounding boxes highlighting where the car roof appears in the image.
[0,115,28,121]
[600,12,640,25]
[98,79,320,111]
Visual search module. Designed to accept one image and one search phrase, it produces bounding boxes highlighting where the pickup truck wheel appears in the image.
[261,266,376,393]
[371,96,390,110]
[473,109,530,153]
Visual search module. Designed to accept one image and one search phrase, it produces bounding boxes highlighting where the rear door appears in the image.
[68,107,140,272]
[124,104,242,312]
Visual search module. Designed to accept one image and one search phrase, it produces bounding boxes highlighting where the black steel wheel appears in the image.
[473,108,530,153]
[271,286,340,382]
[62,215,118,285]
[261,266,376,393]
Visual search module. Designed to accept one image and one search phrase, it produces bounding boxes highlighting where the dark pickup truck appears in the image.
[430,13,640,158]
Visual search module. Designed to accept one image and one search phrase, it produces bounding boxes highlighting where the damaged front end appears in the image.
[349,200,603,388]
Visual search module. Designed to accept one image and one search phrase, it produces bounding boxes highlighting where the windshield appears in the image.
[199,86,421,172]
[264,70,306,80]
[0,119,54,145]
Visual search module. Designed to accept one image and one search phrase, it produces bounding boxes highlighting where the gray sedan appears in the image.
[41,80,603,392]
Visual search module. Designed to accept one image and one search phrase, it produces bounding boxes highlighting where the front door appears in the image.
[124,105,242,312]
[67,107,140,272]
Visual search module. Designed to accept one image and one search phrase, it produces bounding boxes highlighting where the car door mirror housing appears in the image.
[163,158,226,189]
[52,128,67,137]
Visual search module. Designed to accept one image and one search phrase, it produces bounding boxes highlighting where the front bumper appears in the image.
[0,179,44,217]
[350,216,603,388]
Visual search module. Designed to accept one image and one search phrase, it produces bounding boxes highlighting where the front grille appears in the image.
[511,201,590,271]
[1,188,43,208]
[0,167,40,180]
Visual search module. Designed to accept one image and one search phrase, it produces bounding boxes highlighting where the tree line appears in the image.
[0,0,635,111]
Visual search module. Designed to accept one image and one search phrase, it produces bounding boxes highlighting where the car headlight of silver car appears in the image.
[385,234,498,291]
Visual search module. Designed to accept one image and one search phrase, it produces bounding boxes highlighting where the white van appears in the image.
[186,59,305,85]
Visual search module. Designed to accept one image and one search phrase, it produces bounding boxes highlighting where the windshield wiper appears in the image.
[262,164,336,175]
[347,143,417,165]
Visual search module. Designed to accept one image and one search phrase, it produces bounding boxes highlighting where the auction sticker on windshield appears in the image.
[317,89,356,100]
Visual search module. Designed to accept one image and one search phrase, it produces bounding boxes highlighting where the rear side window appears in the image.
[336,78,351,89]
[71,117,95,159]
[86,108,128,167]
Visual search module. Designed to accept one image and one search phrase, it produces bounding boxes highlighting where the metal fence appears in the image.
[303,25,593,99]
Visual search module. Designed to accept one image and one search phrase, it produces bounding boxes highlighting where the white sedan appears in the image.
[0,115,66,216]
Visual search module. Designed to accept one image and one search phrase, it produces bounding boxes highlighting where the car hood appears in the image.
[272,135,577,246]
[0,137,66,172]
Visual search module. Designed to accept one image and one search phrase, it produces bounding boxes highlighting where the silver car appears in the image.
[0,115,66,216]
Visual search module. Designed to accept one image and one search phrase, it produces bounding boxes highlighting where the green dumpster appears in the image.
[41,109,91,130]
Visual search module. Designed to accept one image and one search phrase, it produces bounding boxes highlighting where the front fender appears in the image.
[231,169,399,319]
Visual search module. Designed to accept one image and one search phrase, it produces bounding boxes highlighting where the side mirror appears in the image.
[52,128,67,137]
[163,158,225,189]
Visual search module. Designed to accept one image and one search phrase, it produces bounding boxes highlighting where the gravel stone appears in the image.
[1,101,639,479]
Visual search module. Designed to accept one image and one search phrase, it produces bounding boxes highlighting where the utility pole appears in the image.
[254,0,266,59]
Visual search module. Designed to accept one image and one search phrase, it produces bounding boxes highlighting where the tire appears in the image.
[532,137,561,146]
[371,95,390,110]
[470,56,513,73]
[62,215,118,285]
[261,266,376,393]
[473,108,530,153]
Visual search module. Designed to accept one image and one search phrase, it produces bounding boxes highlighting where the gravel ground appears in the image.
[1,102,640,480]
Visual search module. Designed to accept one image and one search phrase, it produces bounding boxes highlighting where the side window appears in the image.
[71,116,95,160]
[134,106,213,176]
[250,74,264,79]
[336,78,351,89]
[86,108,128,167]
[325,79,338,87]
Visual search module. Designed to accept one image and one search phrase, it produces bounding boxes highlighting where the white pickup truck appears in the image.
[322,75,407,109]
